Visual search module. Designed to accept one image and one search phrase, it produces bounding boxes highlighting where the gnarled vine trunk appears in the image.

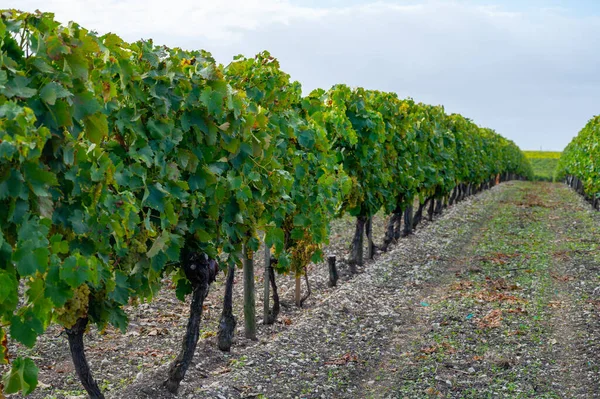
[394,209,403,240]
[427,196,435,221]
[295,274,302,307]
[299,268,312,307]
[349,215,367,272]
[449,186,458,206]
[435,198,443,215]
[243,244,256,340]
[365,217,375,259]
[457,184,465,202]
[402,205,414,236]
[263,244,270,325]
[165,253,217,394]
[382,211,401,252]
[413,198,430,229]
[264,260,280,324]
[218,262,236,351]
[66,317,104,399]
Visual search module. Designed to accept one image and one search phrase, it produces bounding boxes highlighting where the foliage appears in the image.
[0,9,272,395]
[304,85,389,218]
[0,9,532,396]
[224,52,349,276]
[556,116,600,192]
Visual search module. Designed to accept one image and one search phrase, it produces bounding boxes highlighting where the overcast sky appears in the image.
[9,0,600,151]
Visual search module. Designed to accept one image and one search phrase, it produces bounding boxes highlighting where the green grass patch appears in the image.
[523,151,561,181]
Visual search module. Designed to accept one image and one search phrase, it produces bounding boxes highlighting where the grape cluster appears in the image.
[55,285,91,329]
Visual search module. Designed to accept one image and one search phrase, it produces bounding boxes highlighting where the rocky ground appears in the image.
[6,182,600,398]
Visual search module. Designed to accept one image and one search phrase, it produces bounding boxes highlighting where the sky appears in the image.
[8,0,600,151]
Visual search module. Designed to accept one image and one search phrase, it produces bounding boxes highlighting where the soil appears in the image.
[5,182,600,398]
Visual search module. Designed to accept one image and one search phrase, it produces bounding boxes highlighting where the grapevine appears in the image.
[0,9,533,397]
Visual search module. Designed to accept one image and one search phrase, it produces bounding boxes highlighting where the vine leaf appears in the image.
[83,113,108,144]
[2,357,39,395]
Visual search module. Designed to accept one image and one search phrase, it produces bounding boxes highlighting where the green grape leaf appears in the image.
[108,307,128,333]
[46,34,71,59]
[0,270,18,309]
[23,162,58,197]
[3,76,37,99]
[200,86,225,116]
[13,247,49,277]
[294,164,306,180]
[247,237,260,252]
[175,278,192,301]
[144,184,166,212]
[222,138,240,154]
[0,70,7,89]
[194,229,211,242]
[265,227,285,253]
[60,255,91,288]
[310,248,323,263]
[227,175,243,190]
[53,99,74,127]
[65,52,89,80]
[147,231,169,258]
[297,129,315,149]
[68,210,88,234]
[2,356,39,395]
[50,234,70,254]
[108,271,130,305]
[45,263,72,308]
[10,312,44,348]
[150,251,167,273]
[293,214,309,227]
[39,82,72,105]
[290,228,304,240]
[83,112,108,144]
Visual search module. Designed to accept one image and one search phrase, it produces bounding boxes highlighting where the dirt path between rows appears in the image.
[351,182,599,399]
[118,182,514,398]
[542,185,600,398]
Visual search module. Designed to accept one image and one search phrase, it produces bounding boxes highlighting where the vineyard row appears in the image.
[0,10,532,397]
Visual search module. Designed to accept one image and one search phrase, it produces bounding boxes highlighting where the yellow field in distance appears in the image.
[523,151,562,159]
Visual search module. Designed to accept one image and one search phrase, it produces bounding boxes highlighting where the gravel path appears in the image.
[119,181,512,399]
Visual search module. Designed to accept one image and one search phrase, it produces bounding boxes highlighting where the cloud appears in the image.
[11,0,327,41]
[7,0,600,150]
